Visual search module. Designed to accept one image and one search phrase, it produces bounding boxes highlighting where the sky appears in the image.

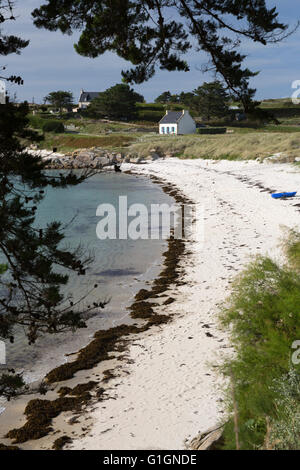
[2,0,300,104]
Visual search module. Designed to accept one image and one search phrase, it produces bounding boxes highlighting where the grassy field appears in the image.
[36,128,300,160]
[38,133,138,152]
[128,132,300,161]
[28,99,300,158]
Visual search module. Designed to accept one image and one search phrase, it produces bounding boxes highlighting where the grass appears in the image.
[38,133,137,152]
[218,229,300,450]
[128,132,300,161]
[28,105,300,158]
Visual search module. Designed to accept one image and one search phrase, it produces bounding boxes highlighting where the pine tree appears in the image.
[87,83,144,120]
[0,3,105,347]
[32,0,296,113]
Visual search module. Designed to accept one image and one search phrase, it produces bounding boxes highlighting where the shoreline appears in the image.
[1,158,300,450]
[0,169,190,450]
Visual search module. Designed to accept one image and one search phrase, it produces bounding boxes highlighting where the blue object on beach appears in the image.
[271,192,297,199]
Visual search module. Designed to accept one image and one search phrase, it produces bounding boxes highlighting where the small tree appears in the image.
[0,373,25,400]
[192,81,230,121]
[87,83,144,120]
[44,91,73,114]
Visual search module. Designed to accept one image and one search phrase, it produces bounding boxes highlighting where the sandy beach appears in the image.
[69,158,300,450]
[1,158,300,450]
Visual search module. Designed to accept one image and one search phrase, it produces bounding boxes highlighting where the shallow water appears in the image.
[1,171,173,382]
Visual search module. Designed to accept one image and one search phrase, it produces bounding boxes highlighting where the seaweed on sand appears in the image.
[52,435,72,450]
[5,174,192,446]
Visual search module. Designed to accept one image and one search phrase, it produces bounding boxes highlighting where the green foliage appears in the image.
[0,2,108,402]
[155,91,173,104]
[269,369,300,450]
[136,102,184,123]
[197,127,227,135]
[219,231,300,449]
[0,373,25,400]
[0,101,103,348]
[42,120,64,133]
[32,0,290,110]
[192,81,230,120]
[0,263,7,275]
[28,114,47,130]
[44,91,73,114]
[0,102,41,150]
[0,1,29,86]
[87,83,144,120]
[283,229,300,273]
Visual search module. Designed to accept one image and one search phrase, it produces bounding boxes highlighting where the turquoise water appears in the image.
[3,172,173,381]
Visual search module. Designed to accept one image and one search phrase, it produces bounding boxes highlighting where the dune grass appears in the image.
[219,230,300,450]
[128,132,300,161]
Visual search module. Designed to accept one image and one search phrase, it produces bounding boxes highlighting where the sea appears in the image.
[1,171,174,383]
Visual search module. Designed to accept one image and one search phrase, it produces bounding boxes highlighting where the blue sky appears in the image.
[2,0,300,103]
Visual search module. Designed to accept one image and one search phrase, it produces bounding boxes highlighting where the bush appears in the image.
[197,127,227,134]
[219,230,300,450]
[0,373,25,400]
[42,121,65,133]
[28,115,46,130]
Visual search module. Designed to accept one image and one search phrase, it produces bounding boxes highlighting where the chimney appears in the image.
[182,109,185,114]
[166,110,168,114]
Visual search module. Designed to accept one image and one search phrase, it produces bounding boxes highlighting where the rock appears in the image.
[151,152,161,161]
[186,425,224,450]
[66,416,80,425]
[76,151,95,162]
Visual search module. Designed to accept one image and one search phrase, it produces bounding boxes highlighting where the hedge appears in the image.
[197,127,227,135]
[42,121,65,133]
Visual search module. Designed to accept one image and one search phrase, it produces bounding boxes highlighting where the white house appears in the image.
[159,110,196,135]
[78,89,101,109]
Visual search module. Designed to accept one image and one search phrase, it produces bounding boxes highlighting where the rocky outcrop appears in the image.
[26,146,168,169]
[27,147,125,170]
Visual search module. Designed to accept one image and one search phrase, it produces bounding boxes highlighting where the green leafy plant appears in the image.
[219,230,300,449]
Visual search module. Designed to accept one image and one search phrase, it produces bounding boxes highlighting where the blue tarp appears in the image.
[271,192,297,199]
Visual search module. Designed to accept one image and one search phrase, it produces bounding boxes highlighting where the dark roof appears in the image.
[79,91,100,103]
[159,111,184,124]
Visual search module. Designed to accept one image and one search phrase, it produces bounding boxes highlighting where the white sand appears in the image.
[67,158,300,450]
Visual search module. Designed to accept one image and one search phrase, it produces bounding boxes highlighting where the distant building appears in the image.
[159,110,196,135]
[0,80,6,105]
[78,89,101,109]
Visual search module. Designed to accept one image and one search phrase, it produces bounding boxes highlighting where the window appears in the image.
[161,127,165,134]
[171,127,175,134]
[166,127,170,134]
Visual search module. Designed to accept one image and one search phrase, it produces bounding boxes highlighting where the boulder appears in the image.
[151,152,161,161]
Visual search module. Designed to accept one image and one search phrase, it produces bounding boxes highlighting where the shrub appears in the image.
[219,230,300,450]
[28,115,46,130]
[269,369,300,449]
[42,121,65,133]
[0,373,25,400]
[197,127,227,134]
